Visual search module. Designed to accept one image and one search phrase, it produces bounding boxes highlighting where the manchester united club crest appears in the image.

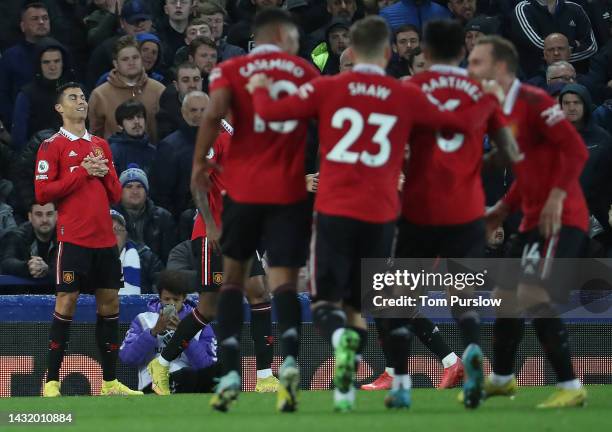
[63,271,75,284]
[92,147,104,157]
[213,272,223,285]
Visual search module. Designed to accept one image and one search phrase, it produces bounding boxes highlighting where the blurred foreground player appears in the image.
[36,82,142,397]
[148,120,278,395]
[190,8,319,412]
[249,16,500,411]
[469,36,589,409]
[396,20,521,409]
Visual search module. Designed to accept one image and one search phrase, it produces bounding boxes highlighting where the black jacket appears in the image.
[0,222,56,293]
[582,39,612,104]
[11,37,76,152]
[150,122,198,219]
[108,132,156,176]
[156,85,182,141]
[113,199,177,265]
[511,0,598,77]
[10,129,56,220]
[560,83,612,229]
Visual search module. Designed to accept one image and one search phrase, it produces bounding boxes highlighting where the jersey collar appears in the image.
[250,44,282,55]
[429,64,468,76]
[353,63,386,76]
[59,127,92,142]
[503,79,521,115]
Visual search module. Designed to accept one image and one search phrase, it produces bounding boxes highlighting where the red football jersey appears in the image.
[500,80,589,232]
[35,128,121,248]
[208,44,319,204]
[251,64,498,223]
[402,65,507,225]
[192,123,231,240]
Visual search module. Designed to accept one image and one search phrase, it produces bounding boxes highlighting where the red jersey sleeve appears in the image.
[532,95,589,192]
[100,139,122,204]
[34,139,88,204]
[252,79,321,122]
[486,105,508,134]
[208,64,232,93]
[404,84,496,134]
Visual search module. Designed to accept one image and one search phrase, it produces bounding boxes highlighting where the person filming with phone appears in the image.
[119,270,220,393]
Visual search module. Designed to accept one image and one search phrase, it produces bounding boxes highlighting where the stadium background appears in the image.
[2,289,611,397]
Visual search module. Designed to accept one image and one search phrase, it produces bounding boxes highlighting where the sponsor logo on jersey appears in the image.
[68,150,78,157]
[541,104,565,127]
[213,272,223,285]
[62,271,75,284]
[37,160,49,173]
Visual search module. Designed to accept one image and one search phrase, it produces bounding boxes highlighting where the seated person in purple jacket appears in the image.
[119,270,219,393]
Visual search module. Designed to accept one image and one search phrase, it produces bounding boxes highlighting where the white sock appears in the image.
[557,379,581,390]
[158,356,170,367]
[392,374,412,390]
[331,328,345,349]
[334,386,356,402]
[442,352,459,369]
[489,373,514,386]
[257,368,272,379]
[385,367,395,376]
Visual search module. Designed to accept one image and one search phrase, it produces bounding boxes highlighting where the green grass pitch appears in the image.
[1,386,610,432]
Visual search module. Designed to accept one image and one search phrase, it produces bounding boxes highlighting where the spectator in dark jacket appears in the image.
[11,37,76,153]
[511,0,598,78]
[10,129,56,220]
[156,62,203,141]
[86,0,154,90]
[387,24,420,78]
[188,36,219,93]
[151,92,208,219]
[592,98,612,135]
[166,239,199,292]
[448,0,477,25]
[0,2,51,129]
[227,0,284,53]
[119,270,219,393]
[311,19,350,75]
[582,39,612,104]
[111,209,163,294]
[0,202,57,294]
[560,83,612,230]
[380,0,451,31]
[199,1,245,62]
[172,17,213,66]
[155,0,195,68]
[114,164,177,264]
[109,100,156,176]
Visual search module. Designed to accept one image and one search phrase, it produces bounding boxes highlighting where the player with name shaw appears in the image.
[248,15,505,411]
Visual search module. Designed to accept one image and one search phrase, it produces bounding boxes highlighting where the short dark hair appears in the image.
[407,46,423,72]
[115,99,147,125]
[253,7,296,37]
[476,35,519,74]
[21,1,48,18]
[394,24,420,42]
[113,35,140,60]
[188,36,217,58]
[349,16,390,58]
[29,201,55,212]
[56,81,85,104]
[422,19,464,62]
[157,270,189,297]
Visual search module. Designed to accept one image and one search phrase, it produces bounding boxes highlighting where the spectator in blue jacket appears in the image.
[0,2,51,129]
[109,100,156,176]
[119,270,219,393]
[379,0,451,32]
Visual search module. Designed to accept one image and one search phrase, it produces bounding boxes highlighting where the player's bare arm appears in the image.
[539,188,566,238]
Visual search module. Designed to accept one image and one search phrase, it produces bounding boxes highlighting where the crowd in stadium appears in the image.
[0,0,611,295]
